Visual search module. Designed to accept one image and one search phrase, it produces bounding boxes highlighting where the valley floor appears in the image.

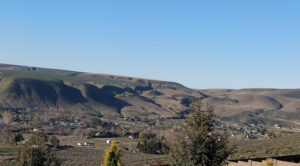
[2,134,300,165]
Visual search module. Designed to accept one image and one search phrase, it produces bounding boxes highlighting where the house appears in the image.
[83,142,95,146]
[274,124,280,128]
[78,142,95,146]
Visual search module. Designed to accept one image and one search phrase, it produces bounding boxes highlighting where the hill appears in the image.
[1,63,300,127]
[202,89,300,127]
[0,64,203,119]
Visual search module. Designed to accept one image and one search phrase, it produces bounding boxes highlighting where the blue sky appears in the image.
[1,1,300,89]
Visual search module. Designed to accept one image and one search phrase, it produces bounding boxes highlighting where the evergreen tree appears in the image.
[264,160,273,166]
[170,99,234,166]
[101,141,121,166]
[15,133,24,145]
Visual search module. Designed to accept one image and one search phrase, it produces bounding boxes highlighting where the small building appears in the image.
[106,140,111,144]
[78,142,94,146]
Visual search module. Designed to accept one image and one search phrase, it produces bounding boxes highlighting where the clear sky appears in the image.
[1,1,300,89]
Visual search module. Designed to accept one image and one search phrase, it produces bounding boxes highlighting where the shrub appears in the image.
[137,139,169,154]
[101,141,121,166]
[49,136,60,149]
[264,159,273,166]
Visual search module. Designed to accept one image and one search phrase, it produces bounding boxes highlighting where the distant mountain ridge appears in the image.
[1,63,300,127]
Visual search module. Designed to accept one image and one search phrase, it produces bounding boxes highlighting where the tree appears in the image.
[170,99,234,166]
[15,133,24,145]
[101,141,121,166]
[16,130,61,166]
[139,132,145,139]
[137,139,169,154]
[90,118,103,128]
[49,136,60,149]
[264,159,273,166]
[32,114,40,129]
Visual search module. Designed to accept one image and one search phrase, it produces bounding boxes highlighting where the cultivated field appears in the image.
[56,136,167,166]
[231,133,300,160]
[3,134,300,165]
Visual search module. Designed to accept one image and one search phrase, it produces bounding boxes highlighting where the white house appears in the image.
[106,140,111,144]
